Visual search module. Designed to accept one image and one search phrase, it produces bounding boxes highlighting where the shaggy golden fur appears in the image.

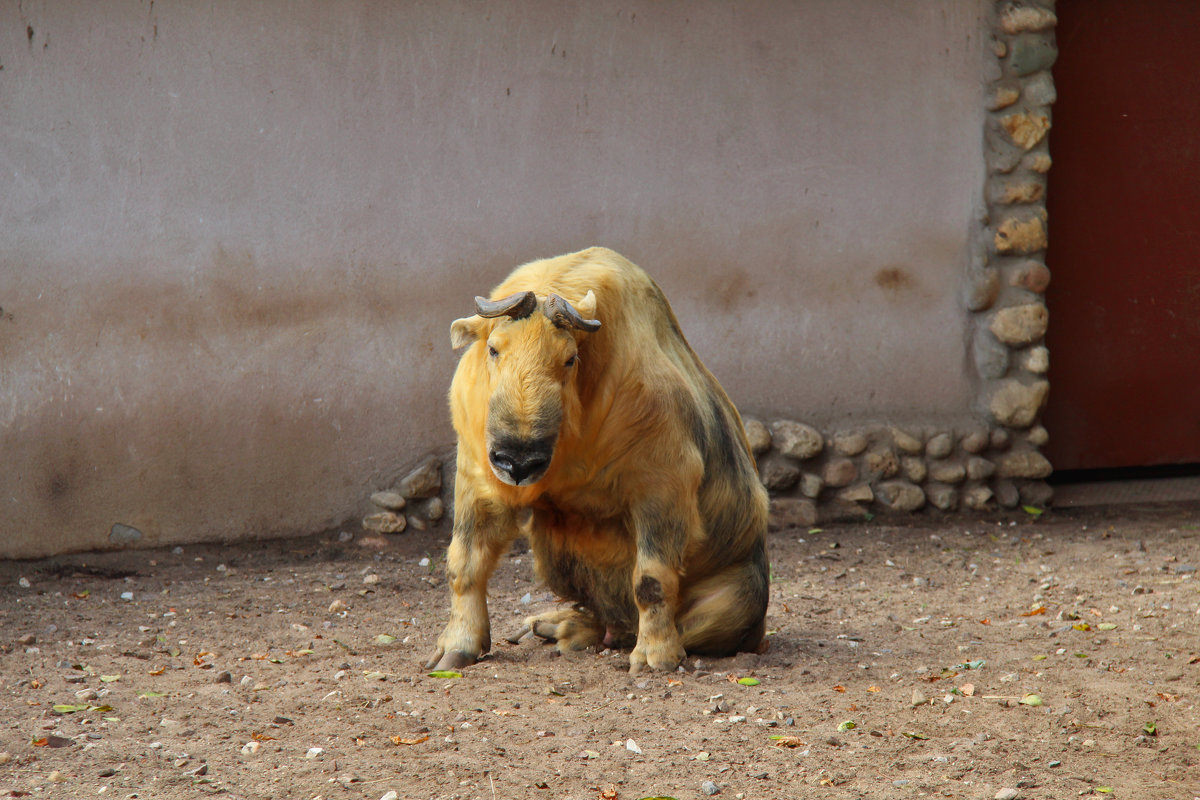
[427,247,769,673]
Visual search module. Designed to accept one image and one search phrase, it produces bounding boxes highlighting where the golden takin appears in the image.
[426,247,769,673]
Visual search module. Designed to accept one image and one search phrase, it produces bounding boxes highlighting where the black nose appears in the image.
[489,442,552,485]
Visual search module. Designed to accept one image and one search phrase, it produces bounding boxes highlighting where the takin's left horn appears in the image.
[544,293,601,332]
[475,291,537,320]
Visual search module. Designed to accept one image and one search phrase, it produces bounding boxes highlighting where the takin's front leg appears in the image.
[627,497,694,673]
[425,497,515,672]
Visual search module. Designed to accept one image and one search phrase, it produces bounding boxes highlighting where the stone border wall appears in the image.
[363,1,1061,532]
[746,1,1060,527]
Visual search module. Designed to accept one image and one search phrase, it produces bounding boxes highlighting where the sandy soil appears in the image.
[2,503,1198,800]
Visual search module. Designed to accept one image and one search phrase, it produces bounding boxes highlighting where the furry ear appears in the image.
[574,290,598,322]
[450,316,482,350]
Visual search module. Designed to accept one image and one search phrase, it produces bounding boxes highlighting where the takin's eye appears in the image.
[564,354,577,368]
[487,345,499,359]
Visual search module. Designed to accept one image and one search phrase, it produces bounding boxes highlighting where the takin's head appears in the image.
[451,290,600,487]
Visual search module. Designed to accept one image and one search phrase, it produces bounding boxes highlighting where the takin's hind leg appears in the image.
[677,558,770,657]
[507,606,605,654]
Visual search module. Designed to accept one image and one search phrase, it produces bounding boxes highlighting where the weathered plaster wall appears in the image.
[1,1,991,557]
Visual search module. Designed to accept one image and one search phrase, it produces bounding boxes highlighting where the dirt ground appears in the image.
[2,503,1199,800]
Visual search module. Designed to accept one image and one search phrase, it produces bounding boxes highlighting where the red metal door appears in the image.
[1043,0,1200,471]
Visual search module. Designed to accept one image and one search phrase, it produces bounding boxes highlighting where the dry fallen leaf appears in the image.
[832,685,847,693]
[600,784,619,799]
[1021,606,1048,617]
[770,735,807,748]
[867,686,881,693]
[391,734,429,746]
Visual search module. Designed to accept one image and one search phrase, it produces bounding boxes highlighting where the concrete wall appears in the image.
[0,0,990,557]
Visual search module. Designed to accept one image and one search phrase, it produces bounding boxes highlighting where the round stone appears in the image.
[989,379,1050,428]
[767,498,817,531]
[989,304,1049,346]
[1010,261,1051,294]
[929,462,967,485]
[993,479,1021,508]
[1027,425,1050,446]
[996,450,1053,479]
[926,484,958,511]
[988,85,1020,112]
[821,457,858,488]
[832,431,869,457]
[770,420,824,461]
[963,485,994,510]
[1019,480,1054,507]
[990,428,1012,450]
[1022,72,1057,106]
[974,330,1011,380]
[799,473,824,499]
[994,216,1047,255]
[890,428,924,455]
[925,433,954,460]
[875,481,925,512]
[837,483,874,504]
[966,268,1001,312]
[1022,346,1050,374]
[370,491,407,512]
[743,418,772,456]
[398,457,443,500]
[1002,112,1051,150]
[760,458,801,492]
[1001,6,1057,35]
[960,430,990,454]
[901,456,927,483]
[864,449,900,479]
[1008,32,1058,77]
[966,457,996,481]
[424,496,446,521]
[362,512,407,534]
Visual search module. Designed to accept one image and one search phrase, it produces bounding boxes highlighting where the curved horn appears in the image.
[474,291,537,320]
[544,293,601,332]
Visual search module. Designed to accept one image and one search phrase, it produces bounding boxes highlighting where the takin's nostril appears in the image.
[490,448,550,483]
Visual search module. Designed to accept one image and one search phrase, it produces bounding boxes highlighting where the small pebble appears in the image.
[120,591,134,601]
[305,747,324,758]
[363,574,380,585]
[18,577,30,588]
[329,599,348,613]
[625,738,642,754]
[380,792,399,800]
[995,789,1020,800]
[18,633,36,646]
[701,780,720,796]
[240,741,261,756]
[215,671,232,684]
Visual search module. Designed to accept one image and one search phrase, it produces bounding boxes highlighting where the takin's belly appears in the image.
[527,508,640,634]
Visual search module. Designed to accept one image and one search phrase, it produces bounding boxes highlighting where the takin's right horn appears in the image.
[474,291,537,320]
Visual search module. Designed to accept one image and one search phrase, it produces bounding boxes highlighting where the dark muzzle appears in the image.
[488,436,556,486]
